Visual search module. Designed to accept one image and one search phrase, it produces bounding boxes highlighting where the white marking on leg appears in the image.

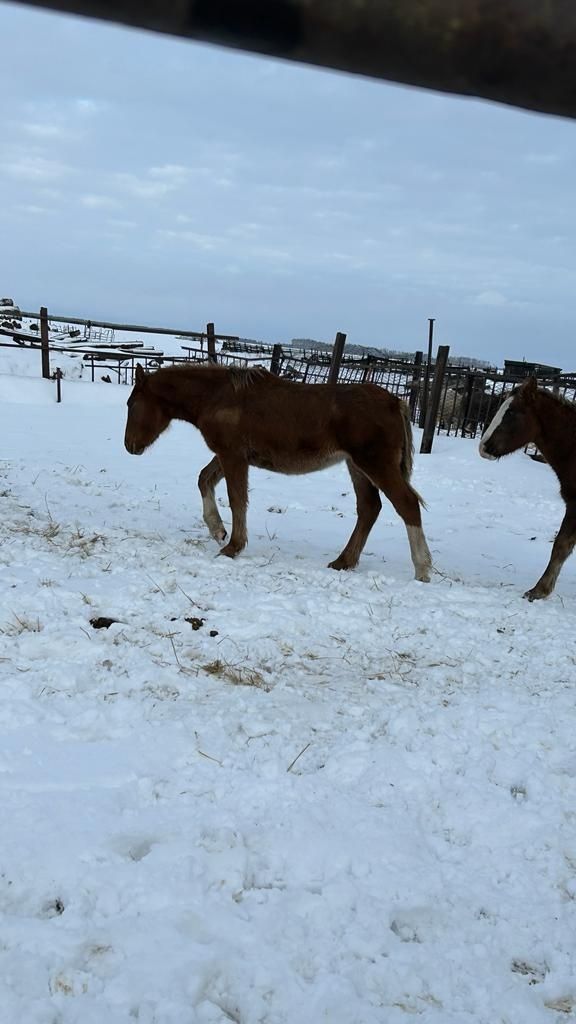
[478,394,513,458]
[202,493,226,541]
[407,525,432,582]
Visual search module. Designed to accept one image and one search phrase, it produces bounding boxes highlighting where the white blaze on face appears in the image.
[478,394,514,460]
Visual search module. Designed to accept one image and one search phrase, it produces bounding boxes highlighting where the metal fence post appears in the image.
[420,345,450,454]
[460,371,475,436]
[40,306,50,379]
[408,350,423,419]
[419,318,435,427]
[55,367,62,402]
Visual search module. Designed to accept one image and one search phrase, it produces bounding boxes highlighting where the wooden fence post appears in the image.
[327,331,346,384]
[206,322,217,363]
[420,344,450,454]
[270,343,282,376]
[408,350,423,419]
[40,306,50,379]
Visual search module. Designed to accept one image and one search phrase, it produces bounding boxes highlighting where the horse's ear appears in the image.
[520,375,538,401]
[135,363,146,385]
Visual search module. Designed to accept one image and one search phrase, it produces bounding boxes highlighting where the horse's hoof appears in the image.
[219,543,239,559]
[214,529,227,544]
[327,557,354,571]
[415,573,431,583]
[523,588,547,602]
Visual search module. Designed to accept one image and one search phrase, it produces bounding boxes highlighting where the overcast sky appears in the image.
[1,3,576,366]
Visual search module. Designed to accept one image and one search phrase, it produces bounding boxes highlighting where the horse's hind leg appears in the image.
[524,501,576,601]
[198,456,227,543]
[218,455,249,559]
[351,454,432,582]
[328,461,382,570]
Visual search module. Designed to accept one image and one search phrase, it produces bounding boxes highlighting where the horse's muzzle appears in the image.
[125,439,145,455]
[478,441,497,461]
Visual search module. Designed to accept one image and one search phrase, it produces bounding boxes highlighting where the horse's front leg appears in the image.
[198,456,227,543]
[218,455,249,559]
[524,501,576,601]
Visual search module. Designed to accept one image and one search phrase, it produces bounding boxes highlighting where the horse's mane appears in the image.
[228,364,271,391]
[535,385,576,415]
[155,362,272,391]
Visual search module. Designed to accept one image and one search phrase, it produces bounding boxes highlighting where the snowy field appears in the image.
[1,371,576,1024]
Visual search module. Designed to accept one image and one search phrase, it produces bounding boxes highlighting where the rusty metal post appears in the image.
[40,306,50,379]
[419,319,435,428]
[408,350,423,420]
[327,331,346,385]
[270,343,282,375]
[420,344,450,454]
[206,322,217,363]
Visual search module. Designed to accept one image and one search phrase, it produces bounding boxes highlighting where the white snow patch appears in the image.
[0,374,575,1023]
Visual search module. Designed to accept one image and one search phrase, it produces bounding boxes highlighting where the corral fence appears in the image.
[1,304,572,454]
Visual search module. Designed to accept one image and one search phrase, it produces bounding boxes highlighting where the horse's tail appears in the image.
[399,400,427,508]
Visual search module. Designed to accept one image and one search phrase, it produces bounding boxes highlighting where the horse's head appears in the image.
[124,364,171,455]
[479,376,538,460]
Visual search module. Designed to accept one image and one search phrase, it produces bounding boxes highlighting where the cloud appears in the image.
[21,122,67,139]
[115,174,172,200]
[473,290,510,307]
[524,152,562,165]
[17,204,51,215]
[80,194,119,209]
[115,166,191,200]
[149,164,190,183]
[0,154,71,181]
[227,221,264,237]
[156,228,220,250]
[74,98,104,116]
[107,219,137,230]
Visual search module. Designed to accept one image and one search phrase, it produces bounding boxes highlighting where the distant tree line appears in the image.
[289,338,493,369]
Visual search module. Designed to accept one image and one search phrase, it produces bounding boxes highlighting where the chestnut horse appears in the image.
[124,363,432,580]
[480,375,576,600]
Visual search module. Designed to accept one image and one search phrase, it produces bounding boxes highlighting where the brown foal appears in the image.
[124,363,432,580]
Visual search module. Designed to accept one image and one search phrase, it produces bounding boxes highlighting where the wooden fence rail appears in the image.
[17,309,240,342]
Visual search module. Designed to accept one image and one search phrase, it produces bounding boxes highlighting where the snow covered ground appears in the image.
[1,370,576,1024]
